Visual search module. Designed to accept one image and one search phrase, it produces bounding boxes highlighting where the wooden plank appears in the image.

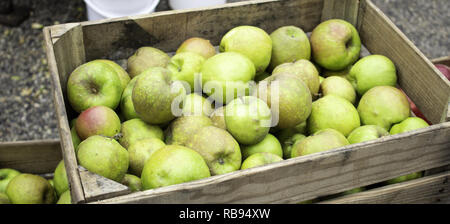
[90,123,450,204]
[80,0,324,60]
[321,0,359,25]
[0,139,61,174]
[357,0,450,124]
[319,171,450,204]
[43,27,86,204]
[78,167,131,202]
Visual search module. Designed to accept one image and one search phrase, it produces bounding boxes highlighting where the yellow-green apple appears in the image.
[256,73,312,129]
[167,52,205,92]
[201,52,255,104]
[128,138,166,176]
[71,126,81,152]
[119,74,142,121]
[272,59,321,97]
[176,37,216,59]
[0,193,10,204]
[181,93,214,116]
[385,172,423,185]
[67,61,122,112]
[340,187,365,196]
[210,106,226,130]
[279,132,306,159]
[319,75,325,84]
[291,129,350,158]
[141,145,211,190]
[77,135,129,182]
[56,190,71,204]
[240,152,283,170]
[119,118,164,149]
[75,105,121,140]
[389,117,429,135]
[121,174,142,192]
[308,95,360,137]
[187,126,242,175]
[165,115,212,146]
[0,168,20,193]
[269,26,311,70]
[320,76,356,104]
[93,59,130,90]
[53,160,69,197]
[132,67,186,124]
[348,55,397,95]
[241,134,283,159]
[6,174,56,204]
[310,19,361,71]
[220,25,272,75]
[127,47,171,78]
[357,86,410,130]
[347,125,389,144]
[225,96,271,145]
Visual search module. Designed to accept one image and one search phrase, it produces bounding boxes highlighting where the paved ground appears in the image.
[0,0,448,142]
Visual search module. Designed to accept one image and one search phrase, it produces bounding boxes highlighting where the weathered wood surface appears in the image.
[320,171,450,204]
[321,0,359,25]
[0,139,61,174]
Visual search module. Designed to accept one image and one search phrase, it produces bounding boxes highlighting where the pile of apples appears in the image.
[0,19,433,204]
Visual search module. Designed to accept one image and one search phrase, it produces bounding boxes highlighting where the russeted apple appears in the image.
[127,47,171,78]
[75,105,121,140]
[291,129,350,158]
[220,25,272,75]
[269,25,311,70]
[6,174,56,204]
[241,134,283,160]
[141,145,211,190]
[347,125,389,144]
[0,168,20,193]
[320,76,356,104]
[128,138,166,176]
[119,118,164,149]
[389,117,429,135]
[277,129,306,159]
[187,126,242,175]
[181,93,214,117]
[165,115,213,147]
[241,152,283,170]
[176,37,216,59]
[357,86,410,130]
[121,174,142,192]
[272,59,321,97]
[310,19,361,71]
[167,52,205,92]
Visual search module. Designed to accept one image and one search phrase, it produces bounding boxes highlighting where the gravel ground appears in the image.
[0,0,448,142]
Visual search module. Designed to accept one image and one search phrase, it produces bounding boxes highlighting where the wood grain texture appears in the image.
[0,139,61,174]
[79,167,131,202]
[321,0,359,25]
[319,171,450,204]
[90,123,450,204]
[358,0,450,124]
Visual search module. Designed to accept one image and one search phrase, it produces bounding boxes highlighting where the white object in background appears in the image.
[84,0,160,21]
[169,0,227,10]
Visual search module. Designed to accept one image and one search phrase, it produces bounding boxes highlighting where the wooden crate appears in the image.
[43,0,450,204]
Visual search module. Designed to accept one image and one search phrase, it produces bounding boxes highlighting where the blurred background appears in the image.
[0,0,448,142]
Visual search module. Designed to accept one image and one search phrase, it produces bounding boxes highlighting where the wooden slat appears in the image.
[319,171,450,204]
[321,0,359,25]
[0,140,61,174]
[357,0,450,124]
[90,123,450,204]
[79,167,131,202]
[43,27,86,204]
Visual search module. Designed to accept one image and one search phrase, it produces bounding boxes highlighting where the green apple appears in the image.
[127,47,171,78]
[176,37,216,59]
[348,55,397,95]
[67,61,122,112]
[0,192,10,204]
[119,118,164,149]
[280,133,306,159]
[256,73,312,129]
[269,26,311,70]
[56,190,71,204]
[220,25,272,75]
[128,138,166,176]
[390,117,429,135]
[341,187,365,196]
[0,168,20,193]
[308,95,360,137]
[291,129,349,157]
[165,115,213,146]
[347,125,389,144]
[141,145,211,190]
[201,52,255,104]
[225,96,272,145]
[53,160,69,197]
[241,134,283,160]
[94,59,130,91]
[6,174,56,204]
[320,76,356,104]
[119,74,142,121]
[210,106,227,130]
[167,52,205,92]
[310,19,361,71]
[241,152,283,170]
[272,59,320,97]
[319,76,325,84]
[71,126,81,152]
[385,172,423,185]
[187,126,242,175]
[132,67,186,124]
[121,174,142,192]
[75,105,121,140]
[181,93,214,116]
[357,86,410,130]
[77,135,129,182]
